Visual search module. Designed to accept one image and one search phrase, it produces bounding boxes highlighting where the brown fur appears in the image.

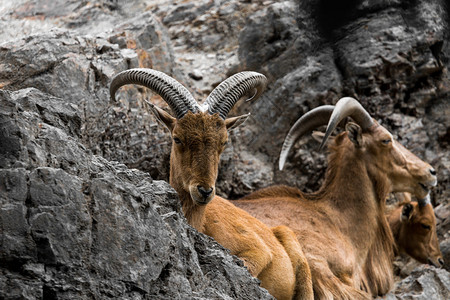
[158,111,313,300]
[387,196,444,267]
[235,121,437,299]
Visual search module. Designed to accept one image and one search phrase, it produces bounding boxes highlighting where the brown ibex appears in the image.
[387,193,444,268]
[235,97,437,299]
[110,68,313,300]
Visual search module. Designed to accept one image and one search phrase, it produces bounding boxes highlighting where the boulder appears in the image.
[0,87,272,299]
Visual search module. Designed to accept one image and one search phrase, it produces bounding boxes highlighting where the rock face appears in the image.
[0,0,449,299]
[0,1,273,299]
[0,87,271,299]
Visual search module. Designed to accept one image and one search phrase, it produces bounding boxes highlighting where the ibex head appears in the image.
[398,197,444,268]
[110,68,267,205]
[279,97,437,201]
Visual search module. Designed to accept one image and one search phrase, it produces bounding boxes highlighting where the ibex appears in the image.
[387,193,444,268]
[235,97,437,299]
[110,68,313,300]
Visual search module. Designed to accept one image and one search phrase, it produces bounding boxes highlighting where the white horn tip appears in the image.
[279,157,286,171]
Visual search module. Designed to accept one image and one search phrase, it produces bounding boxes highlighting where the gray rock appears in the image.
[0,3,273,296]
[238,1,306,80]
[384,266,450,300]
[0,87,272,299]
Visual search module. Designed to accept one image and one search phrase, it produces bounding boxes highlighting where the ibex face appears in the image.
[169,112,238,205]
[393,201,444,267]
[110,68,267,206]
[357,123,437,200]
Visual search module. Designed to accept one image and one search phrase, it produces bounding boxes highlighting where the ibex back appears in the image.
[235,98,437,299]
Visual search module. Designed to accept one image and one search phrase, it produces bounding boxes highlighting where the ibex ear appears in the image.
[345,122,363,147]
[225,113,250,131]
[147,102,176,132]
[401,203,413,222]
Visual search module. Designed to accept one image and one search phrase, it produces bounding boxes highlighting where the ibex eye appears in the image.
[173,137,182,144]
[381,139,391,144]
[421,224,431,230]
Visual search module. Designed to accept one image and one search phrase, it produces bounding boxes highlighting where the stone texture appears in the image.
[0,88,271,299]
[0,1,274,298]
[384,266,450,300]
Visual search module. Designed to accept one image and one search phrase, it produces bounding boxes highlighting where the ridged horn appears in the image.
[110,68,201,119]
[203,72,267,119]
[319,97,374,150]
[279,106,335,170]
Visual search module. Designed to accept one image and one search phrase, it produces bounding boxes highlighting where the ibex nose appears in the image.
[438,258,444,267]
[430,168,436,176]
[197,186,213,199]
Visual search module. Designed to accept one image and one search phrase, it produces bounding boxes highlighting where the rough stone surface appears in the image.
[0,88,272,299]
[0,0,449,298]
[383,266,450,300]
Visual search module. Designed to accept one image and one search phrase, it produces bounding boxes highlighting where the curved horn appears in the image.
[279,106,335,170]
[203,72,267,119]
[110,68,200,119]
[319,97,374,150]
